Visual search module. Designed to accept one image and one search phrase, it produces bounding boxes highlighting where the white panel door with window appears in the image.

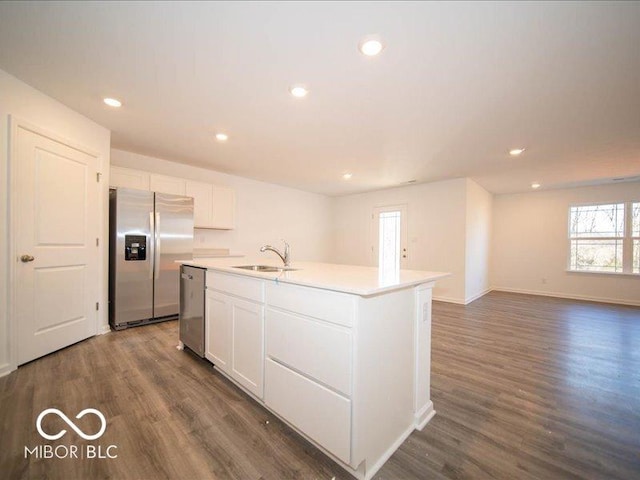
[14,124,99,365]
[372,205,408,274]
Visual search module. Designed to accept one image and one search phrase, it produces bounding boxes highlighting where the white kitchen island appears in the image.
[180,258,449,480]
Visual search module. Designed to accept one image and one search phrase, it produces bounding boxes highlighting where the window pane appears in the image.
[569,239,623,272]
[634,240,640,274]
[633,202,640,237]
[569,204,625,238]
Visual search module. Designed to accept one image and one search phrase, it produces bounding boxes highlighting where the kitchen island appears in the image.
[180,258,448,480]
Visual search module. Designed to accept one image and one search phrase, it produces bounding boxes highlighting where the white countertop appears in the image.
[192,248,245,258]
[180,257,449,296]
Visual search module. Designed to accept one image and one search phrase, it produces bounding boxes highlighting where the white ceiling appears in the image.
[0,1,639,196]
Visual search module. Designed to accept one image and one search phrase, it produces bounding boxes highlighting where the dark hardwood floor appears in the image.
[1,291,639,479]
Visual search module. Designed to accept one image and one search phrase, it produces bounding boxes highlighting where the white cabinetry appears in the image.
[109,166,150,190]
[109,166,236,229]
[186,180,213,228]
[230,297,263,395]
[205,272,264,398]
[149,174,186,195]
[211,185,235,229]
[186,181,236,229]
[265,312,353,463]
[201,268,436,480]
[205,289,231,374]
[265,358,351,463]
[265,308,352,396]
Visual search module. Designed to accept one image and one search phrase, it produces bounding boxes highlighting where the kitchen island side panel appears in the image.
[351,287,416,474]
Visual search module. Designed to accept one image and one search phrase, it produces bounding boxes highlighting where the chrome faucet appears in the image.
[260,240,291,267]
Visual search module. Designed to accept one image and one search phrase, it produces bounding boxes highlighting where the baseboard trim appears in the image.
[415,400,436,430]
[464,288,493,305]
[491,286,640,307]
[432,295,466,305]
[98,323,111,335]
[362,422,417,480]
[0,363,14,378]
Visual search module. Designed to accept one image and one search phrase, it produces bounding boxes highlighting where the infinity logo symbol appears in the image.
[36,408,107,441]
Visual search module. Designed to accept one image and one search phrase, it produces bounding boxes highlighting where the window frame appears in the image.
[567,201,640,275]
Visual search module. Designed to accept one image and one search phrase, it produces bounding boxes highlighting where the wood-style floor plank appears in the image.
[1,291,639,479]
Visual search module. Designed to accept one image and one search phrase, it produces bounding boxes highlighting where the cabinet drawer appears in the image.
[207,271,264,303]
[266,308,352,396]
[265,282,355,327]
[265,358,351,464]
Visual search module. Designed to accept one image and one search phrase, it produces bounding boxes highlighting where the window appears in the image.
[568,202,640,274]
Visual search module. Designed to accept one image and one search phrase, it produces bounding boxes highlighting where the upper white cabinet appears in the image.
[109,166,235,229]
[109,166,150,190]
[149,174,186,195]
[212,185,236,230]
[186,180,213,228]
[186,180,236,230]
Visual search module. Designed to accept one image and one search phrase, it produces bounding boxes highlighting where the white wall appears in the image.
[0,69,111,376]
[331,179,468,303]
[492,181,640,306]
[110,149,333,262]
[465,178,492,303]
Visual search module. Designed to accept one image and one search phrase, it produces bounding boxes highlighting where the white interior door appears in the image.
[14,124,99,365]
[371,205,408,270]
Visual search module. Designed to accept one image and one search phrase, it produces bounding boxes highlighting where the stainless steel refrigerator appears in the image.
[109,187,194,330]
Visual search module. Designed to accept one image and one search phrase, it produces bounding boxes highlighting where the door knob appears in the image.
[20,255,35,263]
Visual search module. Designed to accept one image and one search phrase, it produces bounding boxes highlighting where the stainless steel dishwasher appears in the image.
[179,265,205,357]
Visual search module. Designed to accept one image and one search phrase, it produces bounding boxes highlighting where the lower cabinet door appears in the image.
[265,358,351,464]
[231,298,264,398]
[205,290,232,374]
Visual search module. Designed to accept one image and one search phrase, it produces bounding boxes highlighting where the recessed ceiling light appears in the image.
[359,37,384,56]
[342,173,353,180]
[289,85,309,98]
[509,148,525,156]
[103,97,122,108]
[531,182,541,189]
[215,133,228,142]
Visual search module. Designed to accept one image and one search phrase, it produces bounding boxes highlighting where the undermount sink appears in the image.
[232,264,297,273]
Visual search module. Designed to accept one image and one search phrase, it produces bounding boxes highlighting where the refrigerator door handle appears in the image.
[155,211,161,280]
[149,211,155,279]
